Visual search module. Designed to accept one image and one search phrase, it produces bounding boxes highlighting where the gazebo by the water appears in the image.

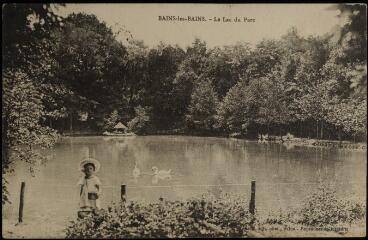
[114,122,128,133]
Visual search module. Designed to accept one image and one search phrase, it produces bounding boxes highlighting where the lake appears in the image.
[3,136,366,226]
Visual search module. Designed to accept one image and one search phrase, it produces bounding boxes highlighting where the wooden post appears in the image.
[249,180,256,215]
[18,182,25,223]
[121,184,126,202]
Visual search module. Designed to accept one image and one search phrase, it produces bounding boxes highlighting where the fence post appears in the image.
[121,184,126,202]
[18,182,26,223]
[249,180,256,215]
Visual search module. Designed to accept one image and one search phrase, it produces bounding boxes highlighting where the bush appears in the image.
[65,194,255,238]
[259,183,366,230]
[66,185,366,238]
[297,184,366,227]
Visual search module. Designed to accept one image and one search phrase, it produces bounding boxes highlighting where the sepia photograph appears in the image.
[2,3,367,238]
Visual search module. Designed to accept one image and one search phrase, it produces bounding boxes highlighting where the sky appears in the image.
[56,3,342,49]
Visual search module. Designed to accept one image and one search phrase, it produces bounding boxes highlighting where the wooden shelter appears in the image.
[114,122,128,133]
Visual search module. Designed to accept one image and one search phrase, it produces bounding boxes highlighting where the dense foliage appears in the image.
[5,4,365,140]
[65,193,255,238]
[127,106,152,134]
[37,4,365,141]
[65,185,365,238]
[2,3,63,204]
[298,185,366,226]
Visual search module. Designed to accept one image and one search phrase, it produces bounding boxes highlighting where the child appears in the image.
[77,158,102,217]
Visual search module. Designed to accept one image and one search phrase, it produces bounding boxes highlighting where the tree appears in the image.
[3,3,68,129]
[350,65,367,98]
[53,13,128,131]
[173,39,210,121]
[247,39,285,79]
[145,43,185,128]
[186,80,219,131]
[204,42,252,98]
[296,80,334,139]
[123,40,149,110]
[127,106,152,134]
[103,110,119,131]
[217,71,290,136]
[318,5,367,140]
[2,3,63,204]
[254,72,291,135]
[2,3,64,71]
[330,4,367,64]
[216,80,253,134]
[2,71,58,204]
[326,98,367,141]
[333,4,367,100]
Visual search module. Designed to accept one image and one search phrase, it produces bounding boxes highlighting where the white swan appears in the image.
[152,166,172,180]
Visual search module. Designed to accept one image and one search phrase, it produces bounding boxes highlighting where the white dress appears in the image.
[77,175,101,210]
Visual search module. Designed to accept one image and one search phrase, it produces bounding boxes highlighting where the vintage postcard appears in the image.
[2,3,367,238]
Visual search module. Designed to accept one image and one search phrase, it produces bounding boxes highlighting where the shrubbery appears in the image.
[65,193,255,238]
[260,183,366,231]
[297,184,366,227]
[65,186,366,238]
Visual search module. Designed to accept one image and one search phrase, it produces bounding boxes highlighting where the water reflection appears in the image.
[132,161,141,184]
[3,136,366,222]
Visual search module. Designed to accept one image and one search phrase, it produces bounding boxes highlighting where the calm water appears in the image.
[3,136,366,223]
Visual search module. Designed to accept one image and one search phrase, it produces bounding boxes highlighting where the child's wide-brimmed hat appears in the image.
[79,158,101,173]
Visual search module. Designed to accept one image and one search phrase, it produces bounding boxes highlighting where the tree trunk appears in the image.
[279,124,282,137]
[316,120,319,139]
[70,114,73,133]
[320,120,323,140]
[307,121,310,138]
[301,122,304,138]
[62,118,66,133]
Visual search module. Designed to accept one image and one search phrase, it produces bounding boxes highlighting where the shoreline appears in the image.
[60,131,367,150]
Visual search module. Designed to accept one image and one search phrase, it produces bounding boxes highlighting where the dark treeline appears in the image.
[43,9,366,142]
[2,3,367,203]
